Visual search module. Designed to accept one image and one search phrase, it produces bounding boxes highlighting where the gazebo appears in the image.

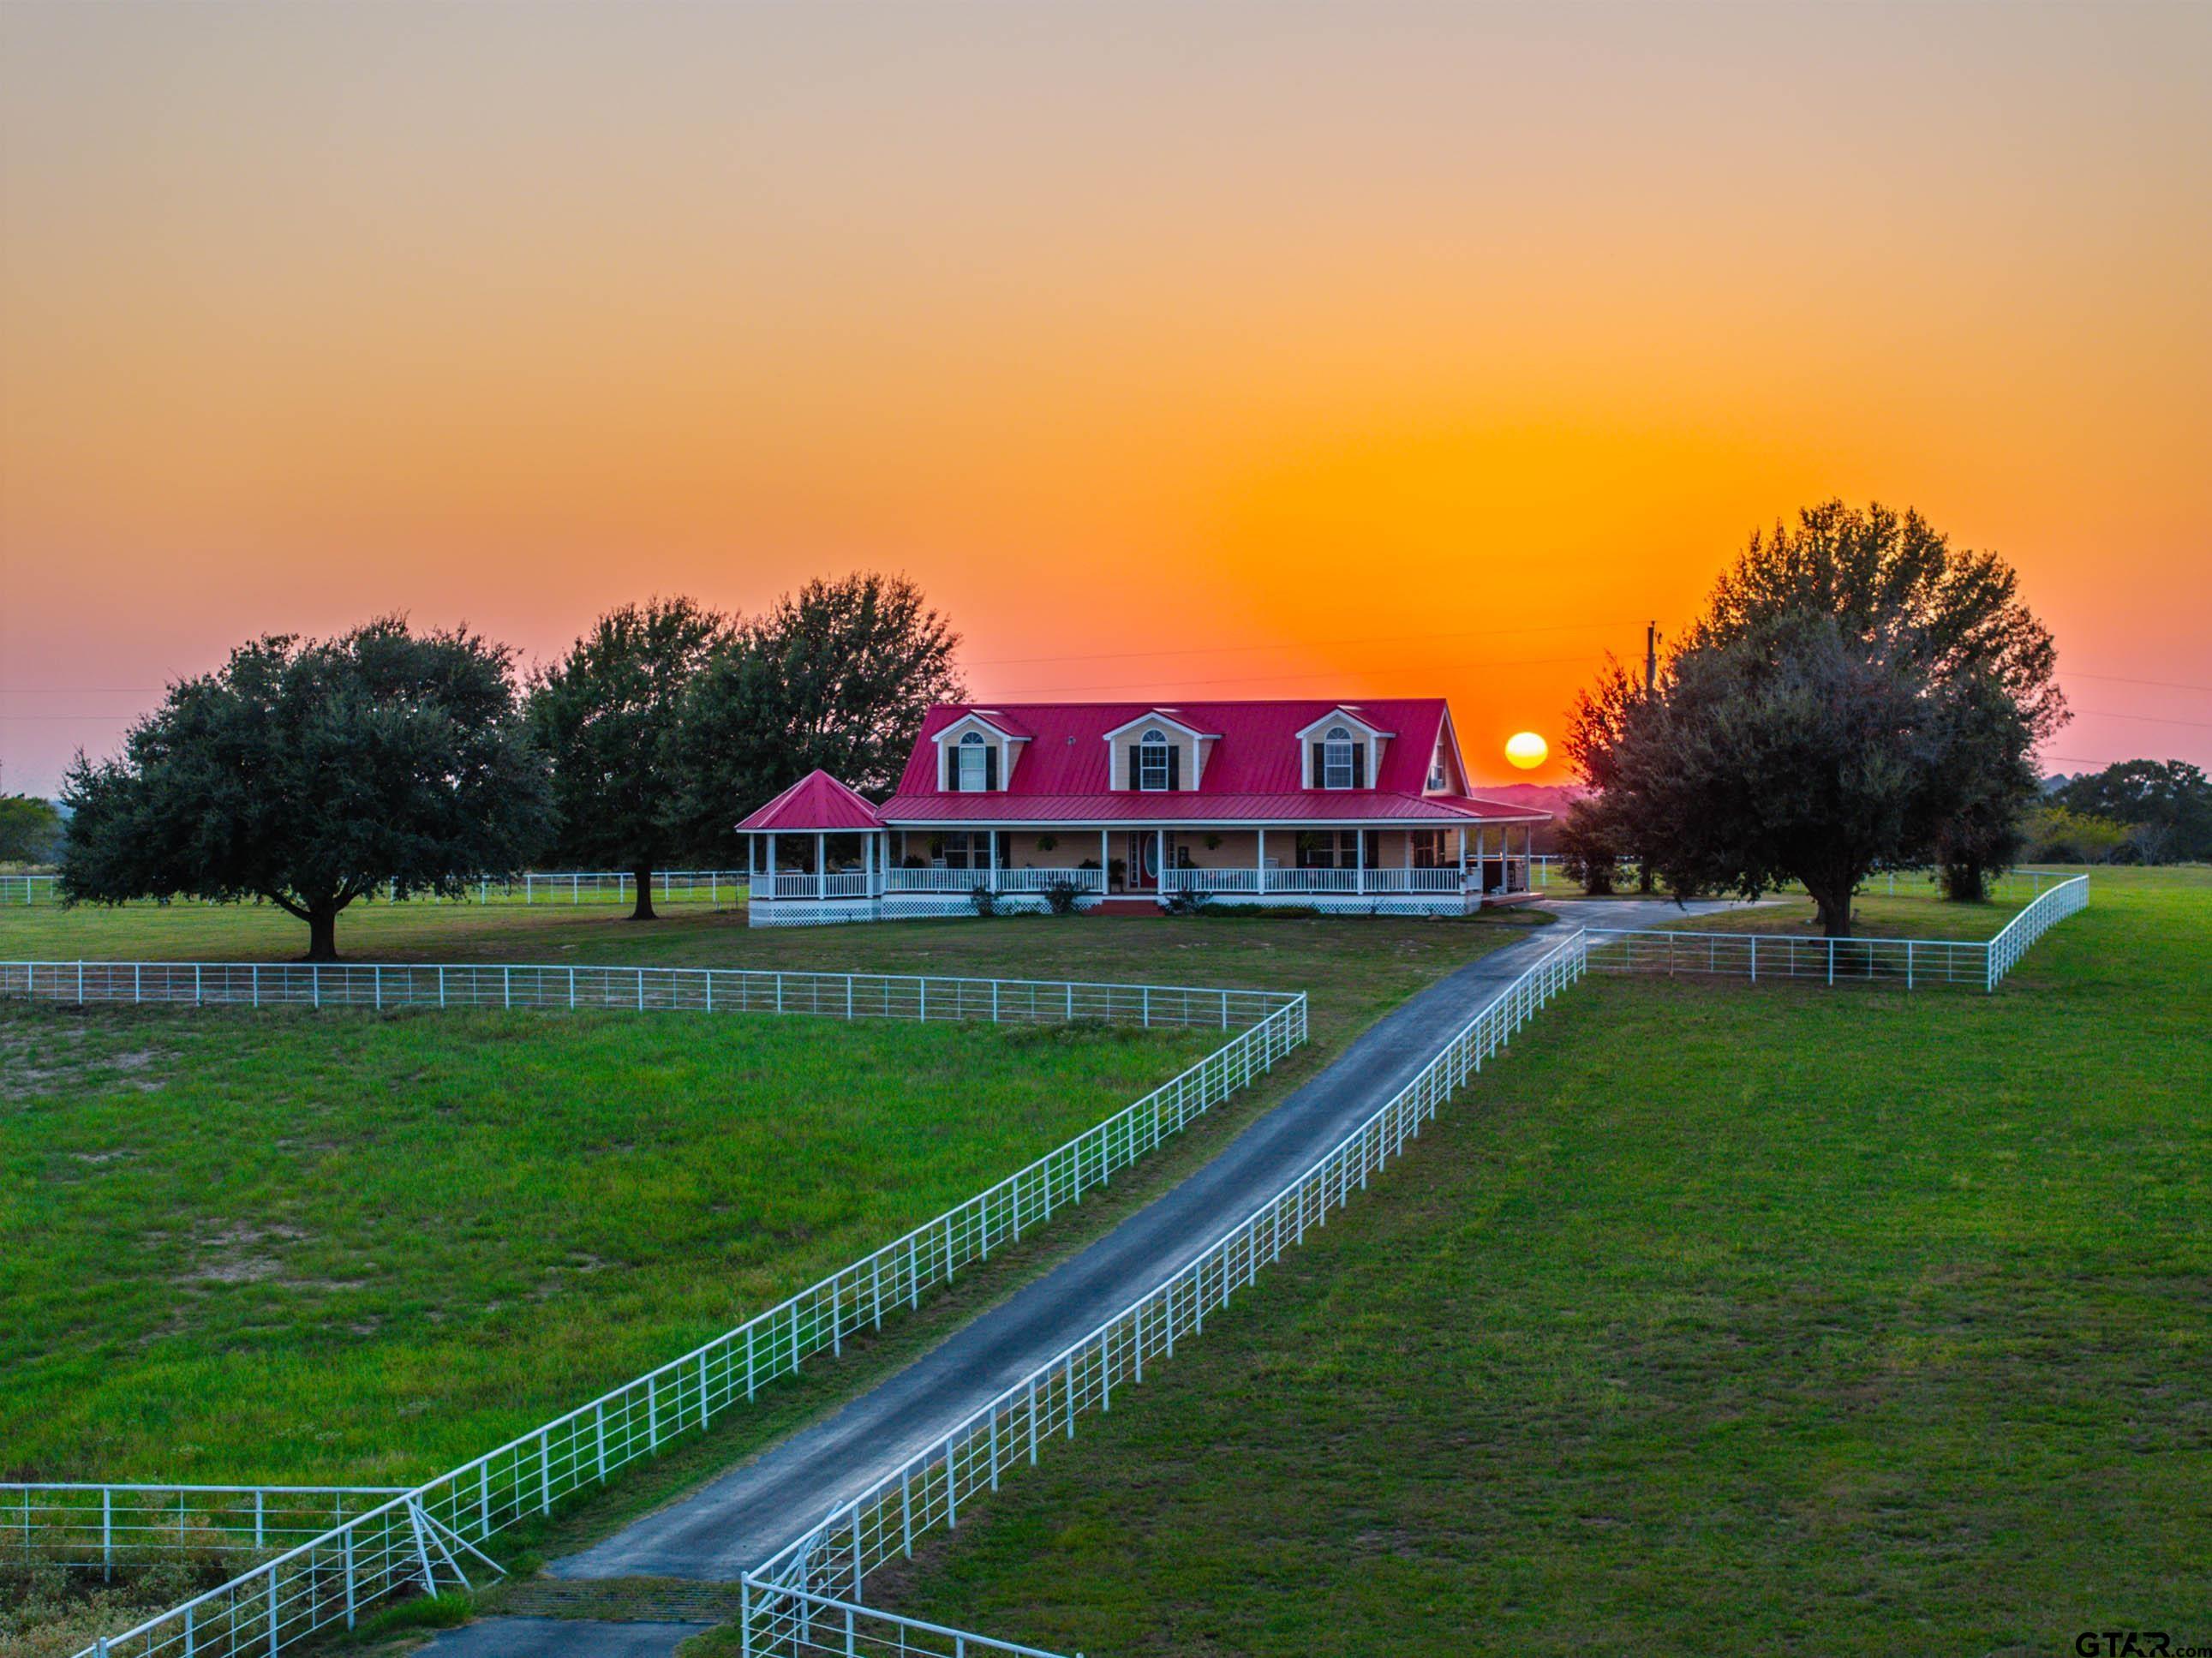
[736,769,888,922]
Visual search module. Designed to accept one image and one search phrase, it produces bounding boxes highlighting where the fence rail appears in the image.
[0,871,750,907]
[4,1485,407,1577]
[739,930,1591,1657]
[1583,875,2089,992]
[1529,859,2077,904]
[0,959,1294,1033]
[63,978,1306,1658]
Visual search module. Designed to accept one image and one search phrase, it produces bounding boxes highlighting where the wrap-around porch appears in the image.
[747,823,1538,913]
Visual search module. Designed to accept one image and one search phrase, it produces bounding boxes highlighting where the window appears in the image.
[1323,727,1355,789]
[957,731,989,792]
[1296,829,1365,869]
[1137,729,1171,791]
[1426,745,1447,791]
[1410,829,1447,869]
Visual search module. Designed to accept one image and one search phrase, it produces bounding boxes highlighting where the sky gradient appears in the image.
[4,2,2209,796]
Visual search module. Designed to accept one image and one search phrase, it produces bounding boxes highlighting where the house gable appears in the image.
[932,711,1029,793]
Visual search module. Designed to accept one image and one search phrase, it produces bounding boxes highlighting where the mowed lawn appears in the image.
[0,1003,1219,1487]
[1,900,1535,1492]
[872,866,2209,1657]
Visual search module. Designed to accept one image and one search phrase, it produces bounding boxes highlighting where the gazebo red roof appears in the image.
[735,769,883,833]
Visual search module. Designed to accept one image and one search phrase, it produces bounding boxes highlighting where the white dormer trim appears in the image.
[1426,707,1471,795]
[1293,707,1396,742]
[1099,709,1221,743]
[932,712,1030,792]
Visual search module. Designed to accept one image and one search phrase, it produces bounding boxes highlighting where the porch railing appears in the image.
[765,871,874,901]
[1157,866,1476,895]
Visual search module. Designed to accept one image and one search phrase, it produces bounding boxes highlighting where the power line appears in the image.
[2064,672,2212,694]
[985,652,1610,699]
[2073,708,2212,730]
[965,619,1645,671]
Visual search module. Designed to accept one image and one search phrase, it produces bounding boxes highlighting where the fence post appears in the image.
[344,1523,356,1626]
[1906,941,1915,991]
[504,967,512,1009]
[312,963,321,1009]
[102,1486,111,1579]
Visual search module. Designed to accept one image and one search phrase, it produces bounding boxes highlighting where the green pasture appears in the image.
[872,866,2209,1657]
[0,1004,1222,1487]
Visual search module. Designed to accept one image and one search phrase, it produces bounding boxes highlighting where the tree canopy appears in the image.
[526,596,732,919]
[2054,759,2212,862]
[673,572,965,860]
[0,794,64,865]
[61,619,549,959]
[1565,501,2066,935]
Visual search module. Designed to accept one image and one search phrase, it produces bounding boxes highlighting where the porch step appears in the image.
[1091,896,1163,915]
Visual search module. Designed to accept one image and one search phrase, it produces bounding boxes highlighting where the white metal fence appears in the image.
[0,871,750,907]
[738,930,1591,1658]
[4,1485,406,1577]
[59,980,1306,1658]
[1982,870,2091,988]
[0,960,1294,1033]
[1529,859,2077,903]
[1584,875,2089,992]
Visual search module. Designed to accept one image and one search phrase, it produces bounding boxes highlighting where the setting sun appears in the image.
[1505,732,1549,770]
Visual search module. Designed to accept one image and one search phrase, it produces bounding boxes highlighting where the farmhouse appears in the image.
[738,698,1549,925]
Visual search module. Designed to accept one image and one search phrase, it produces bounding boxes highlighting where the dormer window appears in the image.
[1427,745,1447,791]
[946,729,998,792]
[1322,727,1357,790]
[1137,729,1172,792]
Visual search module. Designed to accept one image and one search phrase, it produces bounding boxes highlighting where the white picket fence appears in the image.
[1585,875,2090,992]
[55,978,1306,1658]
[738,929,1592,1658]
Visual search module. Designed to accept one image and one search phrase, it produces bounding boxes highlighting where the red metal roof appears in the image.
[879,697,1546,826]
[878,790,1542,826]
[894,698,1459,796]
[736,769,883,833]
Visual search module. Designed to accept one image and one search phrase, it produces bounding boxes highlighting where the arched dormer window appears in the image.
[1137,728,1173,792]
[954,729,995,792]
[1322,726,1357,790]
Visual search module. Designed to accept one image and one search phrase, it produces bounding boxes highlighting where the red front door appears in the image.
[1127,831,1159,892]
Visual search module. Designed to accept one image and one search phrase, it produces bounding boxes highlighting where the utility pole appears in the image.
[1644,620,1659,693]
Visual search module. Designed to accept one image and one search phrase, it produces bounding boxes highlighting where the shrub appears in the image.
[1043,877,1082,915]
[1163,884,1210,916]
[969,884,997,918]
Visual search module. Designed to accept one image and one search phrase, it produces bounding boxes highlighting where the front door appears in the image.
[1127,831,1159,892]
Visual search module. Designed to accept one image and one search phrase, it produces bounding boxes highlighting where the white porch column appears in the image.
[1100,829,1109,892]
[1156,829,1165,895]
[987,829,999,892]
[1256,827,1266,894]
[765,833,777,898]
[815,832,826,899]
[1457,826,1468,889]
[1355,829,1366,897]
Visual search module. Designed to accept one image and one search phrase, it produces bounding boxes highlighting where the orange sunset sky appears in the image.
[3,2,2209,798]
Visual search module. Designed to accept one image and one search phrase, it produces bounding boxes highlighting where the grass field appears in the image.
[1650,887,2032,942]
[870,866,2209,1657]
[2,900,1539,1495]
[0,1003,1223,1487]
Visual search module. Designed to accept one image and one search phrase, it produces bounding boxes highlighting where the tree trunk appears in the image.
[1808,885,1854,939]
[304,907,341,961]
[1942,860,1988,902]
[631,865,658,922]
[1636,857,1654,895]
